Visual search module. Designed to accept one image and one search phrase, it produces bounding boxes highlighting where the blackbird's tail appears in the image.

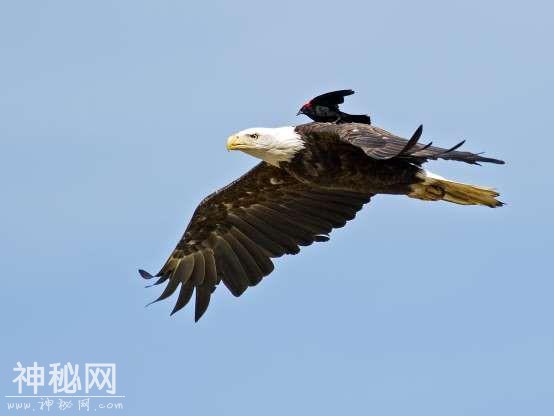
[341,113,372,125]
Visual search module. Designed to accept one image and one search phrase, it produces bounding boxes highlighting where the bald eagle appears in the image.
[140,122,504,321]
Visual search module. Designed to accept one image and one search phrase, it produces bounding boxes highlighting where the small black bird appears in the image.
[297,89,371,124]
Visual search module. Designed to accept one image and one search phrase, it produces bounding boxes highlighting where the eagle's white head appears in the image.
[227,127,305,166]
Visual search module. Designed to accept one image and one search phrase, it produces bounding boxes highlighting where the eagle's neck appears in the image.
[259,126,305,167]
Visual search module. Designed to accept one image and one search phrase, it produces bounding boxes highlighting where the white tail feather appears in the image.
[409,170,503,208]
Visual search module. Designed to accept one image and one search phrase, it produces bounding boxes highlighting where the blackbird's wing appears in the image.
[310,89,355,108]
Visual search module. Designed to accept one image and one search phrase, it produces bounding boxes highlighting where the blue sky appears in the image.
[1,1,553,414]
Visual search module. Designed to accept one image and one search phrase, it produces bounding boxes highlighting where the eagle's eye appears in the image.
[248,133,259,139]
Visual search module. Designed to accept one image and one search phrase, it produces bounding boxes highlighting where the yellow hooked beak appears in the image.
[227,135,249,151]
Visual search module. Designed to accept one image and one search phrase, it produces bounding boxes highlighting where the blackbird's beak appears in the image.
[296,110,302,116]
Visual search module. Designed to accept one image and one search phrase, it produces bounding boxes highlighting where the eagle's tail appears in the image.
[408,170,503,208]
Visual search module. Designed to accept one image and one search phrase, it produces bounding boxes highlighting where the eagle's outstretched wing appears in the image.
[140,162,372,321]
[296,123,505,165]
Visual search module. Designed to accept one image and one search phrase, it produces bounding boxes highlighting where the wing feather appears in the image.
[223,232,264,286]
[212,234,249,297]
[229,227,275,276]
[227,213,285,257]
[194,286,212,322]
[173,255,195,284]
[238,208,301,254]
[310,89,355,107]
[203,249,218,287]
[296,122,505,165]
[171,280,195,316]
[189,251,205,286]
